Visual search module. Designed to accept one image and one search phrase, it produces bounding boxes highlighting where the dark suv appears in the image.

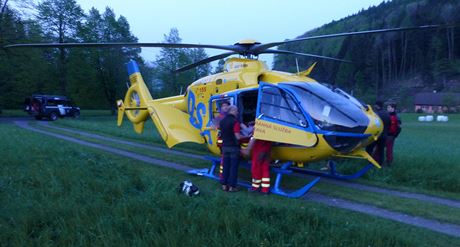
[24,95,80,121]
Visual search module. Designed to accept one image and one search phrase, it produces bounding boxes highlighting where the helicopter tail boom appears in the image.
[117,60,205,148]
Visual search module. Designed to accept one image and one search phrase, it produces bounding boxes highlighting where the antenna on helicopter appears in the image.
[295,58,300,74]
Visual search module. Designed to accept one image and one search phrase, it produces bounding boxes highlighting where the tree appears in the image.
[0,0,9,34]
[0,1,50,108]
[36,0,84,95]
[153,28,210,96]
[214,59,226,73]
[273,0,460,105]
[154,28,189,95]
[188,47,211,81]
[75,7,142,112]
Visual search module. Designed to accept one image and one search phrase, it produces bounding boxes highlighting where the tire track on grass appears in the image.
[39,121,460,209]
[305,193,460,238]
[323,178,460,209]
[36,121,206,161]
[15,120,460,238]
[15,121,191,171]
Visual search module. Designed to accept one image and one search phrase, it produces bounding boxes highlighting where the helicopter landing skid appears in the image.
[187,156,321,198]
[289,160,374,180]
[270,161,321,198]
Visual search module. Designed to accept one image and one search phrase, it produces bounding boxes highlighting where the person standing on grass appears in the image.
[219,105,244,192]
[366,100,390,166]
[213,100,230,180]
[386,103,401,166]
[243,137,272,194]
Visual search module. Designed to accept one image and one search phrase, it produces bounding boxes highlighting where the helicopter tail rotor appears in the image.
[117,60,151,133]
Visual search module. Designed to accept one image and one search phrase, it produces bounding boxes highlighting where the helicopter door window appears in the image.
[211,97,234,118]
[238,90,258,124]
[259,86,307,128]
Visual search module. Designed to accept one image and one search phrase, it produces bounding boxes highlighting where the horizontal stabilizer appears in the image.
[117,100,125,126]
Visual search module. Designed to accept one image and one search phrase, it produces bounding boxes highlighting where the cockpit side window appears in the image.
[259,86,307,128]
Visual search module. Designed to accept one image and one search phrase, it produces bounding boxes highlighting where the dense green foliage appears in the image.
[1,122,459,246]
[0,0,143,109]
[0,0,211,109]
[273,0,460,108]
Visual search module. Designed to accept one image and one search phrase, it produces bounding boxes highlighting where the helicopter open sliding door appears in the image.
[254,83,317,147]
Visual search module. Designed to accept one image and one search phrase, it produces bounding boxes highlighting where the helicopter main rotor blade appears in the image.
[251,23,460,53]
[4,42,242,53]
[263,49,353,63]
[174,52,237,73]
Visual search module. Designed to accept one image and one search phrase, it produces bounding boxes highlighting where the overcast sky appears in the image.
[75,0,386,67]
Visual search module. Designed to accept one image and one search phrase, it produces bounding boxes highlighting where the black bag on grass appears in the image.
[179,180,200,196]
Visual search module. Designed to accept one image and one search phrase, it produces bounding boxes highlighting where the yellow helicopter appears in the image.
[6,23,459,197]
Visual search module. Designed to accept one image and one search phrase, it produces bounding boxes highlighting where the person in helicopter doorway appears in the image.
[213,100,230,179]
[366,100,390,166]
[220,105,244,192]
[385,103,402,166]
[213,100,230,129]
[243,137,272,195]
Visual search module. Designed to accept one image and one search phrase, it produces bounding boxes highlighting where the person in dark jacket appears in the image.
[366,100,390,166]
[213,100,230,179]
[386,103,401,166]
[220,105,244,192]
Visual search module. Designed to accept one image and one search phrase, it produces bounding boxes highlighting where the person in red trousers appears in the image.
[244,138,272,194]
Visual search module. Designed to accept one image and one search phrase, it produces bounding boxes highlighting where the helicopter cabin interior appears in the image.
[210,88,259,127]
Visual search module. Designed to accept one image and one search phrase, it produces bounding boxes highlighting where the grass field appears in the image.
[1,121,460,246]
[48,112,460,197]
[26,118,460,227]
[1,111,460,245]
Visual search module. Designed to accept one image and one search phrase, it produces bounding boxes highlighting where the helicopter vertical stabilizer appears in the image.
[117,60,152,134]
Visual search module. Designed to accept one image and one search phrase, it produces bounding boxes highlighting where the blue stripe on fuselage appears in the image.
[127,60,140,75]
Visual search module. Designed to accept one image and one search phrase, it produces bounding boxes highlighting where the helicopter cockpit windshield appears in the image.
[281,82,369,133]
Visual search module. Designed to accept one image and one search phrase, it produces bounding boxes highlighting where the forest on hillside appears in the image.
[0,0,210,109]
[274,0,460,109]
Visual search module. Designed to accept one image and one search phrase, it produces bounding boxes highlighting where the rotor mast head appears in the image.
[234,39,261,58]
